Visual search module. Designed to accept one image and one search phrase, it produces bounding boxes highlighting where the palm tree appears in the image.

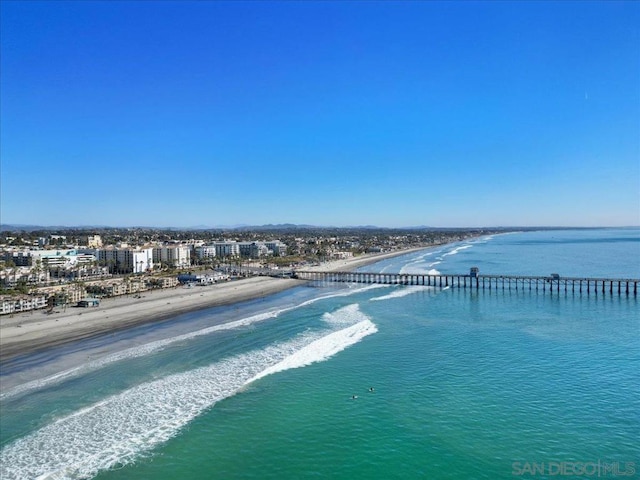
[11,266,20,287]
[32,259,43,285]
[59,288,69,311]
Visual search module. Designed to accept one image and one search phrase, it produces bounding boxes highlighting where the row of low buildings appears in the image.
[0,295,48,315]
[83,276,179,297]
[0,275,180,315]
[1,264,110,287]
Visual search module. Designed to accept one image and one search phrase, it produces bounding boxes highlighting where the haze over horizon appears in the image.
[2,222,639,233]
[1,1,639,228]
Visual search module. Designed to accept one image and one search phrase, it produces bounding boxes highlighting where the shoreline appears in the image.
[0,246,426,364]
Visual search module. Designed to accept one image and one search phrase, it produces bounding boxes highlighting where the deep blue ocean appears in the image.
[1,228,638,479]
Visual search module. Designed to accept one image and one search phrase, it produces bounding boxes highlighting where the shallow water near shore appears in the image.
[1,229,638,479]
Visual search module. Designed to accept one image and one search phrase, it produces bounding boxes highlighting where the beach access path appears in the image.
[0,247,424,363]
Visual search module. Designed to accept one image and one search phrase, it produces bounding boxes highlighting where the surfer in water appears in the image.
[369,387,374,392]
[351,395,358,400]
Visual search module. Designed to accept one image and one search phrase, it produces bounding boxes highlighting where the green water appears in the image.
[1,229,638,479]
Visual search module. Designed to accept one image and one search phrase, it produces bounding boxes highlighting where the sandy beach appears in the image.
[0,247,423,363]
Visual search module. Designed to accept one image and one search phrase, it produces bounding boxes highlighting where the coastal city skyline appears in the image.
[1,3,638,476]
[2,1,639,228]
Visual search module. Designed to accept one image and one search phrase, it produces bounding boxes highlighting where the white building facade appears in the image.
[213,242,240,258]
[265,241,287,256]
[238,242,270,258]
[30,249,96,268]
[194,245,217,260]
[153,246,191,269]
[96,247,154,274]
[0,295,48,315]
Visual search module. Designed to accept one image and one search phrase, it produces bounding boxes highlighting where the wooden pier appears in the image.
[293,269,639,296]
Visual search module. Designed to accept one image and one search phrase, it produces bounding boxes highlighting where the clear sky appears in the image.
[1,1,639,228]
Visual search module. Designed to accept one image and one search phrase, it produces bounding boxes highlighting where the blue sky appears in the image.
[1,1,638,228]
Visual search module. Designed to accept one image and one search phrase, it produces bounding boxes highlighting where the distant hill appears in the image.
[0,224,113,232]
[233,223,323,231]
[1,223,622,234]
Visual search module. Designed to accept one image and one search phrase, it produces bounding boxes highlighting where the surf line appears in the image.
[0,310,378,480]
[2,285,386,401]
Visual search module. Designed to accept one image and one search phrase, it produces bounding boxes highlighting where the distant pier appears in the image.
[292,269,639,296]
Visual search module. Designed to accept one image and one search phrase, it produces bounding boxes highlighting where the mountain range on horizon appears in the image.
[0,223,435,232]
[1,223,631,233]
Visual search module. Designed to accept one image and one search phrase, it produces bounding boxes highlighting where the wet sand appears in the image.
[0,247,423,363]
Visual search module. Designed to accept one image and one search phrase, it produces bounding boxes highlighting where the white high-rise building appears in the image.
[96,247,153,274]
[213,242,240,258]
[195,245,217,260]
[153,245,191,269]
[238,242,270,258]
[265,241,287,256]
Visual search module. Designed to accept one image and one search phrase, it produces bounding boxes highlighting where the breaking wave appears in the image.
[441,244,473,257]
[370,286,434,301]
[1,285,386,401]
[0,305,376,480]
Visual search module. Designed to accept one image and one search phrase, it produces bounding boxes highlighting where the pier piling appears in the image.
[292,270,638,297]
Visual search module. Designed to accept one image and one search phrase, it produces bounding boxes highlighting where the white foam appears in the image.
[322,303,369,326]
[297,284,388,308]
[469,235,493,244]
[441,244,473,257]
[0,305,376,480]
[399,263,441,275]
[0,310,279,401]
[399,259,442,275]
[2,284,386,401]
[397,251,436,274]
[248,317,377,383]
[370,286,433,301]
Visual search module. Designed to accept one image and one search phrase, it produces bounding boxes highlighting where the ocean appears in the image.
[1,228,638,479]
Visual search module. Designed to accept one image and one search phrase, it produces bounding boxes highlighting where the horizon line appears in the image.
[1,224,639,231]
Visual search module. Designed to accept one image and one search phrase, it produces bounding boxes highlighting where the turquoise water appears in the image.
[1,229,638,479]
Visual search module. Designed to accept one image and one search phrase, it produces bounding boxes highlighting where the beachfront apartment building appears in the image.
[265,241,287,256]
[238,242,270,258]
[177,272,230,285]
[95,247,154,274]
[198,242,263,259]
[37,284,87,305]
[86,279,142,297]
[213,241,241,258]
[1,283,89,315]
[147,276,179,289]
[208,240,287,259]
[153,245,191,269]
[0,295,48,315]
[0,266,50,287]
[194,245,217,260]
[86,276,178,297]
[330,251,354,259]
